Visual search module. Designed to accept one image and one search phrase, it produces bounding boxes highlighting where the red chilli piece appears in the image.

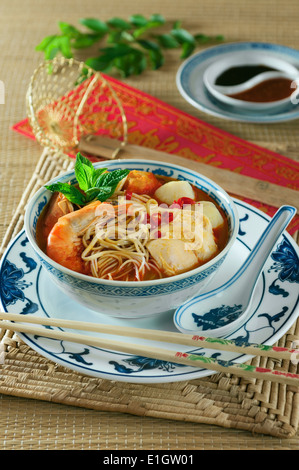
[125,191,132,200]
[174,197,196,208]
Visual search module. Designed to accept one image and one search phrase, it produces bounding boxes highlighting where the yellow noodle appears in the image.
[79,196,166,281]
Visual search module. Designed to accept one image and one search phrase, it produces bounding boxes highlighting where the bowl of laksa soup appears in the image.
[24,157,239,318]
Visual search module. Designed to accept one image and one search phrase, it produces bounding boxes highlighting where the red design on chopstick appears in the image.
[256,367,299,379]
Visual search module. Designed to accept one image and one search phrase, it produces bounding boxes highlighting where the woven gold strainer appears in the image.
[26,56,127,157]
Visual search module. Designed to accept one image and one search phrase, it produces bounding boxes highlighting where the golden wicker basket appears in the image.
[26,56,127,156]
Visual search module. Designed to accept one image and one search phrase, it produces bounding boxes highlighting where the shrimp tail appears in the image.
[47,218,89,274]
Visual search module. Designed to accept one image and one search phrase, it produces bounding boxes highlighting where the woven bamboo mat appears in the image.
[1,0,299,448]
[0,148,299,440]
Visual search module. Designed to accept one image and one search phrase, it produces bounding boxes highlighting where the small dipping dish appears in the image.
[203,51,299,112]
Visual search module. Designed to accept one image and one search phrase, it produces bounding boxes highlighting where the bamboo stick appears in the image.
[0,312,298,361]
[1,313,298,386]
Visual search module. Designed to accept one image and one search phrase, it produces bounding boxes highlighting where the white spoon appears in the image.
[174,205,296,337]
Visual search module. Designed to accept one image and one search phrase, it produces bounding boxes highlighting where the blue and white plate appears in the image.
[176,42,299,123]
[0,200,298,383]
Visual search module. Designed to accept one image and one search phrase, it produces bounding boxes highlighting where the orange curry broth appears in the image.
[36,174,229,280]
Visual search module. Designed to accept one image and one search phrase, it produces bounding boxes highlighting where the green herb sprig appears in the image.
[45,153,129,205]
[36,14,224,77]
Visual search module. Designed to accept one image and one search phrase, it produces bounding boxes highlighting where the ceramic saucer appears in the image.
[176,42,299,123]
[0,200,298,383]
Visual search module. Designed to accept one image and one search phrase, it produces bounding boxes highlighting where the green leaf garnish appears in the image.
[129,14,149,27]
[85,185,116,202]
[156,33,179,49]
[44,182,87,205]
[107,17,132,30]
[170,28,195,45]
[74,153,95,192]
[45,153,130,205]
[35,15,224,78]
[95,168,131,189]
[79,18,109,35]
[150,14,165,25]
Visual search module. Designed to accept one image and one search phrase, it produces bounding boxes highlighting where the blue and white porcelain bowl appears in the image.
[24,159,239,319]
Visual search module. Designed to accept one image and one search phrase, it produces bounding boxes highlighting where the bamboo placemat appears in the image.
[1,0,299,447]
[0,148,299,439]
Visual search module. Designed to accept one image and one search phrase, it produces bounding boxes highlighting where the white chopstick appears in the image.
[0,312,298,386]
[0,311,298,360]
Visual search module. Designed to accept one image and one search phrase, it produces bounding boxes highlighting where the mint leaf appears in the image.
[74,153,95,192]
[45,154,129,206]
[85,186,116,202]
[85,168,130,202]
[45,182,86,205]
[91,168,108,186]
[95,169,129,189]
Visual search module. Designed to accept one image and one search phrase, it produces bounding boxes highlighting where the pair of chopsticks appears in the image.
[0,312,298,386]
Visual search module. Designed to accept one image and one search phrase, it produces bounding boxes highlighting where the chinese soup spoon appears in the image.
[174,205,296,337]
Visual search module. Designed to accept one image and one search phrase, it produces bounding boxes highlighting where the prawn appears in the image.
[42,191,74,240]
[46,200,133,274]
[46,200,104,274]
